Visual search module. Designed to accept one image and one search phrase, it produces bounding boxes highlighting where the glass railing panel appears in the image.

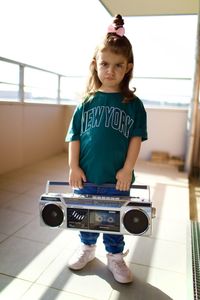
[133,77,193,108]
[60,76,86,104]
[0,83,19,102]
[24,67,58,103]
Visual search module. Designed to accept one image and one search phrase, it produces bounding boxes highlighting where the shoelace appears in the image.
[122,249,129,257]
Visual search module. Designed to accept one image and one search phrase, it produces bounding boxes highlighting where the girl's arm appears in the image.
[116,137,142,191]
[68,140,86,188]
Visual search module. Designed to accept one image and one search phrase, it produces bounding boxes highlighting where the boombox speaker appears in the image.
[39,181,156,236]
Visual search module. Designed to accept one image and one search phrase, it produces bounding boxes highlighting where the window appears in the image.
[125,15,198,107]
[0,60,19,101]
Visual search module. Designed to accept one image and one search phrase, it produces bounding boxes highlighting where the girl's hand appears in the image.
[116,167,132,191]
[69,167,86,189]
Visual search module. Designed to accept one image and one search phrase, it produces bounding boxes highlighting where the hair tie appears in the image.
[107,24,125,37]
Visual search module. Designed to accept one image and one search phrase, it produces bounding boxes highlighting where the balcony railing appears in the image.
[0,56,193,107]
[0,56,85,105]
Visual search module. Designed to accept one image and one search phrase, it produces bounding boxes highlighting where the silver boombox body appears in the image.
[39,181,156,236]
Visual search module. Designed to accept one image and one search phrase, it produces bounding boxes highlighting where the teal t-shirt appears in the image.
[66,91,147,185]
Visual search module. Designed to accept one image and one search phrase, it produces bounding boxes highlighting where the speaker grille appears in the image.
[123,209,149,235]
[41,203,64,227]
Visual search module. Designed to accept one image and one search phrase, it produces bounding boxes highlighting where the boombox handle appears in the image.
[45,181,150,197]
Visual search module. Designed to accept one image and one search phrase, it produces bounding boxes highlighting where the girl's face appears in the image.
[95,49,133,92]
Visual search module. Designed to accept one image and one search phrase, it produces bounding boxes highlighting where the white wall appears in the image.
[140,107,188,160]
[0,103,188,175]
[0,103,67,175]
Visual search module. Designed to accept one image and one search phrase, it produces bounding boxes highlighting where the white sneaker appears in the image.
[107,250,133,283]
[68,244,96,270]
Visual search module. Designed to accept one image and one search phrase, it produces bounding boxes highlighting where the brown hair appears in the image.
[84,14,135,103]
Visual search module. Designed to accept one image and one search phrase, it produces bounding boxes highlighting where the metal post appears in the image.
[57,75,61,104]
[19,64,25,102]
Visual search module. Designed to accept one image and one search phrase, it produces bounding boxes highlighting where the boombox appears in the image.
[39,181,156,236]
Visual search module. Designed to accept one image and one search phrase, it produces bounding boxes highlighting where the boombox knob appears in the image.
[152,207,156,218]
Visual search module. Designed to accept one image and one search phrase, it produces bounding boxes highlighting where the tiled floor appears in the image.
[0,153,192,300]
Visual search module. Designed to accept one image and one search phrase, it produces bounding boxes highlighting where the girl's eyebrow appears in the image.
[115,62,126,66]
[100,59,125,64]
[100,60,108,64]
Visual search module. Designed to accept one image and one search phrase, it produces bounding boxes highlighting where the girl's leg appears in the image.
[74,185,128,250]
[101,187,133,283]
[80,231,100,245]
[68,185,99,270]
[103,233,125,254]
[100,187,127,254]
[74,185,100,246]
[104,234,133,283]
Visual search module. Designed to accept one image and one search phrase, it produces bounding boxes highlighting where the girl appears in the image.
[66,14,147,284]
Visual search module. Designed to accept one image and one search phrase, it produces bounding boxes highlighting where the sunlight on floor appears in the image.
[0,154,193,300]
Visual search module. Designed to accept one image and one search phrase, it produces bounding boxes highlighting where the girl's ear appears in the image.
[126,63,133,73]
[92,58,97,70]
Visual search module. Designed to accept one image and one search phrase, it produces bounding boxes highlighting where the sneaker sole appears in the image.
[108,267,133,284]
[68,256,96,270]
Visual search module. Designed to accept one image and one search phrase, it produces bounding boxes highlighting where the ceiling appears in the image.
[99,0,199,16]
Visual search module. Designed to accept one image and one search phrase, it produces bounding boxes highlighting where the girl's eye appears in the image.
[100,62,108,67]
[116,64,123,68]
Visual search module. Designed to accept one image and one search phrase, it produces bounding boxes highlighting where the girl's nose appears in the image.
[107,65,114,74]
